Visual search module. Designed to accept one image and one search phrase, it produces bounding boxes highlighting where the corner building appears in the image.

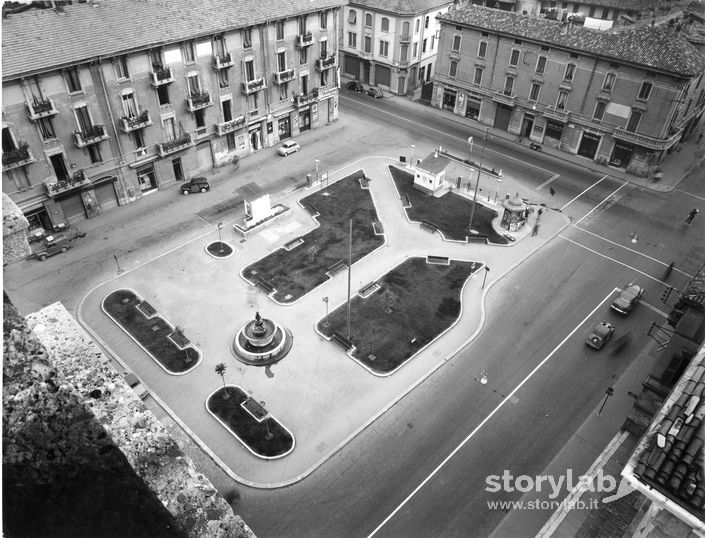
[1,0,340,231]
[432,5,705,176]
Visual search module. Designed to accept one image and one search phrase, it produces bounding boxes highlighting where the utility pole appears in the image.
[347,218,352,339]
[468,128,488,233]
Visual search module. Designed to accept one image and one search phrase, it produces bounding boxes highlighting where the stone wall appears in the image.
[2,193,31,263]
[3,293,256,538]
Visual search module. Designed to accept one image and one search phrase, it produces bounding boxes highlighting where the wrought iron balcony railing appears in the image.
[120,110,152,132]
[26,97,58,120]
[157,133,193,157]
[241,77,266,95]
[274,68,296,84]
[186,91,213,111]
[216,115,246,136]
[2,143,35,170]
[73,124,109,147]
[46,169,91,196]
[150,65,174,86]
[297,32,314,47]
[213,52,234,70]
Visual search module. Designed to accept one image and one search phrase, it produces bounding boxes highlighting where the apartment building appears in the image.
[340,0,454,94]
[1,0,340,232]
[518,0,653,20]
[432,4,705,176]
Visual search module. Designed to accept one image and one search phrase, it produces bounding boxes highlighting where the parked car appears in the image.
[181,176,210,194]
[122,371,148,400]
[346,80,364,92]
[34,236,71,261]
[585,321,615,350]
[610,283,644,315]
[366,87,383,98]
[278,140,301,156]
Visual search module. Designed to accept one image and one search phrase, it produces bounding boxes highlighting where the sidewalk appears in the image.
[77,155,569,487]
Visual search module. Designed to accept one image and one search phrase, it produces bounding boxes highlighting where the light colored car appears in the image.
[610,283,644,315]
[277,140,301,156]
[122,371,148,399]
[585,321,615,350]
[366,87,383,98]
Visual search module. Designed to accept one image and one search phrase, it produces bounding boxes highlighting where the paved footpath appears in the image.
[79,155,569,487]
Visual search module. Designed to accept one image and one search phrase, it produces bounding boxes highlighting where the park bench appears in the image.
[427,255,449,265]
[331,331,353,351]
[402,193,412,208]
[327,259,347,275]
[136,300,157,318]
[305,203,320,217]
[420,219,439,233]
[466,234,488,244]
[255,276,275,294]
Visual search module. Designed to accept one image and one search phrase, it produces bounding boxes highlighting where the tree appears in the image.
[215,362,229,398]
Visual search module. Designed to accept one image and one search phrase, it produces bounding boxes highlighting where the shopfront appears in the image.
[442,89,457,111]
[249,124,262,150]
[299,108,311,132]
[137,164,158,194]
[578,131,601,159]
[610,141,635,168]
[494,103,512,131]
[278,116,291,139]
[465,96,481,120]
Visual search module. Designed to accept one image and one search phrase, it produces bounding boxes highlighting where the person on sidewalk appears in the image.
[685,208,699,224]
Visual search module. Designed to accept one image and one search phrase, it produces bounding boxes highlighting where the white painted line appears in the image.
[560,175,610,212]
[571,182,628,225]
[675,188,705,202]
[367,292,618,538]
[537,173,560,190]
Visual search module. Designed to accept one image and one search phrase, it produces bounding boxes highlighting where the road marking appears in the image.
[536,173,560,190]
[571,182,628,225]
[560,175,611,212]
[640,300,668,318]
[675,188,705,202]
[367,292,617,538]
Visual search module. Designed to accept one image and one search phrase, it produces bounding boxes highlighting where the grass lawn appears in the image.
[207,241,233,257]
[103,289,200,374]
[243,170,384,303]
[317,257,479,374]
[389,166,508,244]
[207,386,294,458]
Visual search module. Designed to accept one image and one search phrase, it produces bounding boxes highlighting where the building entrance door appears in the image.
[494,104,512,131]
[578,132,601,159]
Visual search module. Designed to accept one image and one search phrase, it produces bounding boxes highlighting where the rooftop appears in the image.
[438,4,705,77]
[348,0,454,16]
[417,151,452,174]
[1,0,341,80]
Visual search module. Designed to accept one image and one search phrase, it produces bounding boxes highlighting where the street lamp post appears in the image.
[467,136,473,162]
[410,144,415,168]
[217,222,223,253]
[260,401,273,440]
[315,159,320,188]
[468,128,489,234]
[482,266,490,289]
[322,296,329,327]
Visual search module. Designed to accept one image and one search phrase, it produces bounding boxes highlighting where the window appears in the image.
[415,19,420,32]
[2,127,15,152]
[365,13,372,27]
[299,15,307,34]
[529,83,541,101]
[277,51,287,71]
[194,109,206,129]
[504,76,514,96]
[381,17,389,32]
[401,44,408,61]
[133,130,145,150]
[593,101,606,120]
[163,117,177,141]
[157,85,170,105]
[364,36,372,53]
[556,90,569,110]
[564,63,576,81]
[213,35,227,57]
[320,40,327,58]
[222,99,232,122]
[510,49,520,67]
[115,56,129,79]
[187,73,201,94]
[422,39,427,53]
[320,11,328,29]
[320,69,327,86]
[242,28,252,49]
[626,110,641,132]
[217,69,229,88]
[379,40,389,57]
[449,60,458,78]
[248,93,259,112]
[602,72,616,91]
[244,60,255,81]
[121,92,138,116]
[64,68,82,93]
[638,81,653,101]
[87,144,102,164]
[74,105,92,132]
[412,42,418,58]
[588,6,595,17]
[348,32,357,48]
[300,46,308,64]
[183,41,195,63]
[478,41,487,58]
[301,74,308,95]
[473,66,483,85]
[5,168,30,190]
[276,21,285,41]
[37,117,56,140]
[227,132,237,151]
[452,35,461,51]
[536,56,547,74]
[348,10,357,24]
[514,39,522,45]
[431,35,435,50]
[425,15,429,28]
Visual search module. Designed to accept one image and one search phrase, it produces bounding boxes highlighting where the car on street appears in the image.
[34,236,71,261]
[610,283,644,315]
[181,176,210,194]
[122,371,148,399]
[585,321,615,350]
[366,87,383,98]
[278,140,301,156]
[345,80,364,92]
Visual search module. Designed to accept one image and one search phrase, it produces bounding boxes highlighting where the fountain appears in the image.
[232,311,293,365]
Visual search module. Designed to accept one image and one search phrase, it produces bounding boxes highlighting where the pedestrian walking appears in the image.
[664,262,674,280]
[685,208,700,224]
[549,187,556,196]
[532,223,540,237]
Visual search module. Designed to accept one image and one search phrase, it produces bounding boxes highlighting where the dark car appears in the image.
[610,283,644,315]
[181,176,210,194]
[346,80,364,92]
[586,321,615,350]
[34,236,71,261]
[366,87,383,98]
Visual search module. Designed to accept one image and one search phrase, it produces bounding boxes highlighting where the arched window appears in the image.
[381,17,389,32]
[402,21,410,36]
[365,13,373,27]
[348,9,357,24]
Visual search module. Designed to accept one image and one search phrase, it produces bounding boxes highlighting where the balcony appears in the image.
[274,68,296,84]
[157,133,193,157]
[492,91,516,107]
[2,142,35,171]
[186,90,213,112]
[46,169,91,197]
[359,50,373,59]
[543,106,570,122]
[150,65,174,86]
[241,77,266,95]
[26,97,58,121]
[297,32,314,47]
[400,33,411,43]
[213,52,234,70]
[73,124,109,148]
[397,59,410,68]
[294,89,319,107]
[120,110,152,132]
[216,115,246,136]
[315,55,336,71]
[612,128,681,151]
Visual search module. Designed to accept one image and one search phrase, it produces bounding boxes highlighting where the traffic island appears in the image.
[206,241,234,259]
[389,165,509,244]
[242,170,385,303]
[317,257,481,375]
[102,289,202,374]
[206,385,295,459]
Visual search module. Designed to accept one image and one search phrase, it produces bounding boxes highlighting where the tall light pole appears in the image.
[467,136,473,162]
[217,222,223,253]
[347,219,352,339]
[468,128,489,234]
[482,266,490,289]
[322,296,329,327]
[315,159,320,186]
[410,144,415,167]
